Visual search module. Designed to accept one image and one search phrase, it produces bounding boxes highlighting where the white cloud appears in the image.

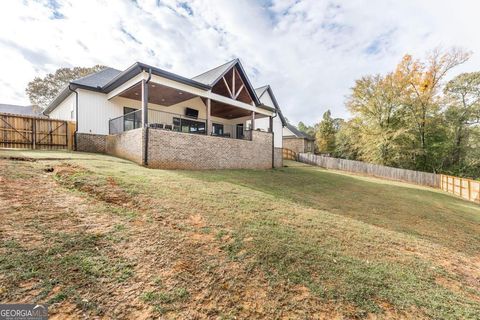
[0,0,479,125]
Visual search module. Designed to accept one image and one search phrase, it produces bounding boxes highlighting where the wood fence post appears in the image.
[468,179,472,202]
[32,120,36,150]
[460,177,463,197]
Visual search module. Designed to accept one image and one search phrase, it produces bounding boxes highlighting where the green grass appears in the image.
[1,149,480,318]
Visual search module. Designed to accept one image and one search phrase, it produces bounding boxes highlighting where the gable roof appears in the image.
[254,85,269,99]
[0,104,45,117]
[285,123,315,141]
[45,59,270,115]
[191,59,238,86]
[255,85,287,126]
[191,58,260,105]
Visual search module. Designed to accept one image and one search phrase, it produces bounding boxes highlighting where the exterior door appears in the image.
[236,124,244,139]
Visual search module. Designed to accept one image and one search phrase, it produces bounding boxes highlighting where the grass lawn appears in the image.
[1,149,479,319]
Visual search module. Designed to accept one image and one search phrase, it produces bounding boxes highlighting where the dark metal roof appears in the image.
[0,104,45,117]
[102,62,211,93]
[71,67,122,88]
[285,123,315,140]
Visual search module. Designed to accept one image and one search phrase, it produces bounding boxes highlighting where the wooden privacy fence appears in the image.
[297,153,440,188]
[0,113,75,150]
[283,148,297,160]
[440,175,480,203]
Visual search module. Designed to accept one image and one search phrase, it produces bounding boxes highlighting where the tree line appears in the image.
[298,48,480,179]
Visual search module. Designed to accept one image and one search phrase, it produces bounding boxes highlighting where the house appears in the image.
[0,104,45,117]
[44,58,286,169]
[283,123,315,153]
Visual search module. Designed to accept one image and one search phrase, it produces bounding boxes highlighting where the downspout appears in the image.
[68,85,79,151]
[143,68,152,166]
[271,108,278,169]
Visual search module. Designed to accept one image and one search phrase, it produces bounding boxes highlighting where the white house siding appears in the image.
[49,93,75,121]
[77,89,124,134]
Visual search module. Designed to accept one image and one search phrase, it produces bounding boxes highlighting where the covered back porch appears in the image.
[106,66,274,140]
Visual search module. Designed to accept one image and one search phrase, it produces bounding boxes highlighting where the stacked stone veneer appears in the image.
[105,128,144,164]
[147,129,273,169]
[76,133,107,153]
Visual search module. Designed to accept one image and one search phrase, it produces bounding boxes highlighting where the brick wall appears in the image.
[147,129,273,169]
[76,133,107,153]
[274,148,283,168]
[105,128,143,164]
[283,138,306,154]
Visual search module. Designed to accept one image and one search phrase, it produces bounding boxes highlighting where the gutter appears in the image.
[68,85,79,151]
[143,68,152,166]
[271,108,278,169]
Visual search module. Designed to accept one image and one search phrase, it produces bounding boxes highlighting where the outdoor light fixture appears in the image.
[178,91,183,95]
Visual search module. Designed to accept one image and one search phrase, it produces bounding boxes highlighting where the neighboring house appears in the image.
[0,104,45,117]
[44,58,286,169]
[283,123,315,153]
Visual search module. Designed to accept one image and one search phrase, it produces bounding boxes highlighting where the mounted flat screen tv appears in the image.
[185,107,199,119]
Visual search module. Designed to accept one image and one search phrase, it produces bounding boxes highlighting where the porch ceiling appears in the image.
[119,82,196,106]
[204,99,251,119]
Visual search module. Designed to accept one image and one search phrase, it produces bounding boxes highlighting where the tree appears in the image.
[26,65,107,110]
[346,72,407,166]
[297,121,316,137]
[315,110,337,154]
[443,72,480,174]
[334,119,360,160]
[396,48,471,171]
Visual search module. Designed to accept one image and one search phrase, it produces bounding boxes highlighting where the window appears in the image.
[124,107,140,131]
[212,123,224,135]
[173,117,206,134]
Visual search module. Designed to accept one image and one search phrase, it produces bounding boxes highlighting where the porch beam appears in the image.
[141,79,148,127]
[232,68,236,97]
[206,98,212,135]
[222,76,234,98]
[234,84,244,100]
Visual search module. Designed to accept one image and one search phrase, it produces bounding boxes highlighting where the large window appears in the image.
[173,117,206,134]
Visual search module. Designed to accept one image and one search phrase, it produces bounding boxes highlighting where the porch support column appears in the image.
[251,111,255,130]
[206,98,212,135]
[141,79,148,127]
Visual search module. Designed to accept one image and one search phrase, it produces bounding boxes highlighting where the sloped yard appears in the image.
[0,150,479,319]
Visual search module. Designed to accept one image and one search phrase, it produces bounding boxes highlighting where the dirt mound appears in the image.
[53,163,136,207]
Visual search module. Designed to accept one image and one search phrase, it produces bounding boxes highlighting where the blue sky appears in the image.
[1,0,479,125]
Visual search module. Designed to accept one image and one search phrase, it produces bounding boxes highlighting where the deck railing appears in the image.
[108,109,252,140]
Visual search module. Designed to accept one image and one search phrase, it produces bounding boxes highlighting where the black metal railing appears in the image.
[108,108,252,140]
